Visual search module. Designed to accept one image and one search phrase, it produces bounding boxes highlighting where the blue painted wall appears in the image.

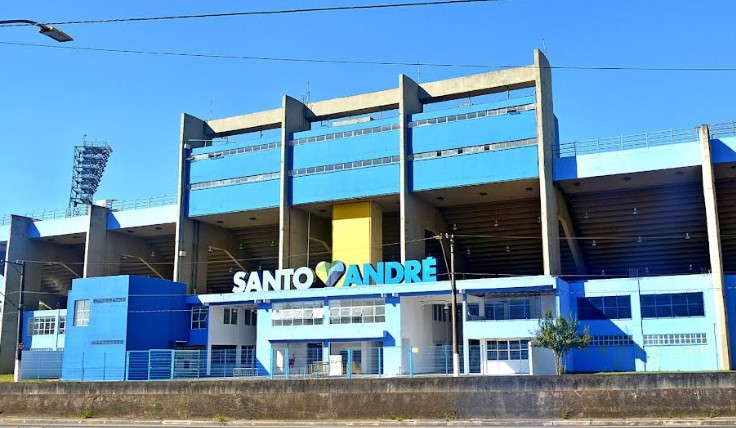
[188,179,280,217]
[553,141,700,181]
[411,145,538,191]
[189,149,280,184]
[291,164,399,205]
[21,309,65,351]
[61,276,189,381]
[292,131,399,170]
[191,137,281,156]
[568,274,719,373]
[410,110,537,154]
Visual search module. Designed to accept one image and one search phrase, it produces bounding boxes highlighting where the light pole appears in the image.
[0,19,73,42]
[1,259,26,383]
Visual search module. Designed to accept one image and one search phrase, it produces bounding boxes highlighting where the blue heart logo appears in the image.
[315,261,346,287]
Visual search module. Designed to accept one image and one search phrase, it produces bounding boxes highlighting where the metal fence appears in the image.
[0,195,176,226]
[20,345,497,382]
[553,120,736,158]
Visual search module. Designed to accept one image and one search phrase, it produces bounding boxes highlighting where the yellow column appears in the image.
[332,202,383,285]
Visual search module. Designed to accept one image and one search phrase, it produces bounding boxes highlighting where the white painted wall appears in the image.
[530,346,556,375]
[207,305,256,346]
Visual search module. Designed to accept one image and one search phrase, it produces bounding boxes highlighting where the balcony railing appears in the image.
[553,120,736,158]
[0,195,177,227]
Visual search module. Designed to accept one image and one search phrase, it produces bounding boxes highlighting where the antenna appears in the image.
[66,136,113,217]
[542,38,547,54]
[417,59,421,83]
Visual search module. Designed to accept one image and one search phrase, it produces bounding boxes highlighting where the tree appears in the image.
[532,311,591,375]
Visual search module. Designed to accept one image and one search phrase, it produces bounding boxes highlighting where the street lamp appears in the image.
[0,259,26,383]
[435,233,461,377]
[0,19,73,42]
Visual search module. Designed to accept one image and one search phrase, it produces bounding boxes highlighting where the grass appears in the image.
[80,409,93,419]
[0,374,14,382]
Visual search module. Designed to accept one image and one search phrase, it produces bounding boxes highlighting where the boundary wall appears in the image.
[2,373,736,420]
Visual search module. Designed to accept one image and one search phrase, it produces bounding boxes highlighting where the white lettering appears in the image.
[232,271,247,293]
[262,270,279,291]
[245,271,262,293]
[278,269,294,291]
[292,267,314,290]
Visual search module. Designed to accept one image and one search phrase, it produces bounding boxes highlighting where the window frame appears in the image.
[191,306,208,330]
[73,299,90,327]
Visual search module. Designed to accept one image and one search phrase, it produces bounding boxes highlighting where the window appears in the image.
[223,307,238,325]
[432,304,449,322]
[643,333,707,346]
[640,292,704,318]
[483,296,542,321]
[244,309,257,326]
[191,307,208,329]
[272,301,324,326]
[329,299,385,324]
[487,340,530,361]
[577,295,632,320]
[73,300,90,327]
[590,335,634,346]
[59,316,66,334]
[29,316,56,335]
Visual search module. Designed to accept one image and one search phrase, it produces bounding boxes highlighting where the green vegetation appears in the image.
[80,409,93,419]
[533,311,591,375]
[389,415,405,422]
[214,414,229,424]
[0,374,14,382]
[560,408,572,419]
[703,409,721,418]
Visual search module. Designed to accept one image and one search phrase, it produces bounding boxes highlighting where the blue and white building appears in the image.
[4,49,736,380]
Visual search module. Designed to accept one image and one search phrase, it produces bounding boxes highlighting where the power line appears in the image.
[2,40,736,72]
[0,0,499,27]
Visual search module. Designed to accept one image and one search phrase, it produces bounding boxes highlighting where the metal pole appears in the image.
[13,261,25,383]
[447,234,460,377]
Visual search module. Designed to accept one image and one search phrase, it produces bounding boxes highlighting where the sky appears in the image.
[0,0,735,216]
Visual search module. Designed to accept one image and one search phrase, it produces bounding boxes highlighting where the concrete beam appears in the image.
[534,49,561,276]
[206,108,282,138]
[699,124,731,370]
[198,59,537,137]
[418,66,536,103]
[174,113,206,292]
[555,188,587,275]
[278,96,310,269]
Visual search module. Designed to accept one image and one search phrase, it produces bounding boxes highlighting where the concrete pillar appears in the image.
[84,204,108,278]
[193,222,245,294]
[174,113,207,292]
[398,74,426,262]
[534,49,561,276]
[555,188,587,275]
[287,208,310,268]
[699,124,731,370]
[278,96,310,269]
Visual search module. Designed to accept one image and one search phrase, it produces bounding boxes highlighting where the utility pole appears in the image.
[445,233,460,377]
[1,259,26,382]
[14,260,25,383]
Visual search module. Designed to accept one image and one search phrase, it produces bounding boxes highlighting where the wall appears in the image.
[568,274,719,373]
[5,374,736,419]
[207,305,256,347]
[22,309,65,350]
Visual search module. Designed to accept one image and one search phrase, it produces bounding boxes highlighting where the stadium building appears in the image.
[4,49,736,380]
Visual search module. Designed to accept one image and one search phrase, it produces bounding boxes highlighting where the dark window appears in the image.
[641,292,704,318]
[577,295,632,320]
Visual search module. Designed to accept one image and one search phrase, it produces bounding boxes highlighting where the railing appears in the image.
[710,121,736,139]
[554,127,699,158]
[20,344,533,382]
[0,195,177,227]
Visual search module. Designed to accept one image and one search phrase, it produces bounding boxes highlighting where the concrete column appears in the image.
[278,96,310,269]
[84,204,108,278]
[174,113,207,292]
[555,189,587,275]
[287,208,310,269]
[699,124,731,370]
[534,49,561,276]
[398,74,426,263]
[193,222,245,294]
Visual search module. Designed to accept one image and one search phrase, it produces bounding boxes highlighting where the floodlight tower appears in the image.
[66,138,113,217]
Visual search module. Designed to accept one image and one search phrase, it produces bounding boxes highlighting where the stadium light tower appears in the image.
[67,138,113,217]
[0,19,73,42]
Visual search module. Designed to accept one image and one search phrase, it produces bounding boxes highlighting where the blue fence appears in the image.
[20,345,492,382]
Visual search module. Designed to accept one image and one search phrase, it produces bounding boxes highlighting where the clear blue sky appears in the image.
[1,0,735,216]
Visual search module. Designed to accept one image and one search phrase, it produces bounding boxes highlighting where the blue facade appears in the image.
[61,276,189,381]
